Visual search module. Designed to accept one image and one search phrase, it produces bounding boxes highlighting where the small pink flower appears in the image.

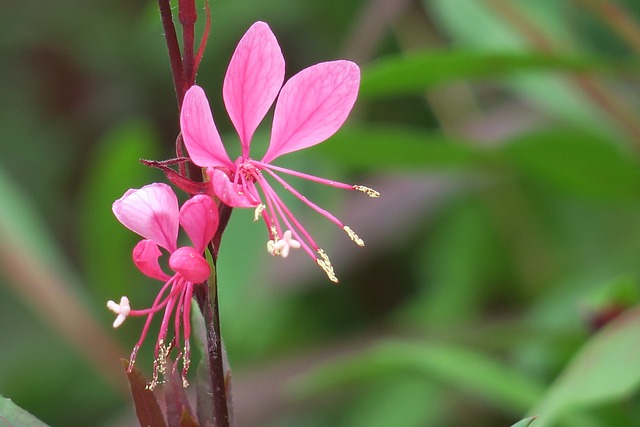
[108,183,218,389]
[180,21,378,282]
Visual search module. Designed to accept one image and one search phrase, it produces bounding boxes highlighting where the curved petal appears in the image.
[181,86,233,168]
[223,21,284,157]
[179,194,219,252]
[263,60,360,163]
[132,240,171,281]
[113,183,179,252]
[207,167,259,208]
[169,246,211,284]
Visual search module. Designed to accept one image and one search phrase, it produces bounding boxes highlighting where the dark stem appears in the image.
[179,0,197,90]
[158,0,185,107]
[194,279,230,427]
[156,1,231,424]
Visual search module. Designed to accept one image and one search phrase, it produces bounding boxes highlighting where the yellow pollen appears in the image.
[343,226,364,246]
[254,204,266,222]
[353,185,380,198]
[316,249,338,283]
[146,339,169,390]
[182,343,191,388]
[267,240,277,256]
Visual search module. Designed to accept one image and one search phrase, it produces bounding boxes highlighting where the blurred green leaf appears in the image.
[79,121,161,303]
[318,125,488,169]
[0,396,50,427]
[426,0,621,136]
[529,305,640,426]
[361,51,628,98]
[343,376,445,427]
[502,130,640,199]
[512,416,538,427]
[295,340,543,414]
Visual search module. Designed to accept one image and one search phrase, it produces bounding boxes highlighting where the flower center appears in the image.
[169,246,210,283]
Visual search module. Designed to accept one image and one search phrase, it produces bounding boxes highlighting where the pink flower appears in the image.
[108,183,218,389]
[180,21,378,282]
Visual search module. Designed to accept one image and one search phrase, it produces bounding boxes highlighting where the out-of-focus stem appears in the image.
[485,0,640,144]
[576,0,640,53]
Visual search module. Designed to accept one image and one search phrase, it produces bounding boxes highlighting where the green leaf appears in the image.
[361,51,626,98]
[529,305,640,426]
[0,396,50,427]
[317,125,488,169]
[502,129,640,199]
[512,416,538,427]
[295,340,543,414]
[79,120,161,303]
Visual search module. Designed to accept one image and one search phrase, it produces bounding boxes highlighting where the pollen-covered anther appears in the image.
[343,226,364,246]
[267,239,277,256]
[316,249,338,283]
[254,204,266,222]
[107,296,130,328]
[182,341,191,388]
[353,185,380,198]
[147,339,170,390]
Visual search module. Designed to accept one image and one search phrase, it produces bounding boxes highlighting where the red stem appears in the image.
[158,0,185,107]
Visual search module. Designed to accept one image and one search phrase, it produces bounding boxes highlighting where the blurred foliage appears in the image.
[3,0,640,426]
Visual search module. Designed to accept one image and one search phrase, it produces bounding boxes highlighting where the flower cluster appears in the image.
[107,21,377,388]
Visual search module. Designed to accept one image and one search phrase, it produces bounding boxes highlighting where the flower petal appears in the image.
[181,86,233,168]
[113,183,179,252]
[169,246,210,284]
[132,240,170,281]
[179,194,219,252]
[207,167,259,208]
[263,60,360,163]
[223,21,285,157]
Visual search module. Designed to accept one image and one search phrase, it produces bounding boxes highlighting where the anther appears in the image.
[353,185,380,198]
[343,226,364,246]
[316,249,338,283]
[254,204,266,222]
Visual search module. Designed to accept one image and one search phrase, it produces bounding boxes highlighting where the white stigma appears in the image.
[107,296,130,328]
[271,230,301,258]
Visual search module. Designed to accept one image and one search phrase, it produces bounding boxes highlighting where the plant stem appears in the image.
[194,278,230,427]
[158,0,185,107]
[156,1,233,424]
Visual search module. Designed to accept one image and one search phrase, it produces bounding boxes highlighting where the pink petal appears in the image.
[223,21,285,157]
[132,240,171,281]
[263,60,360,163]
[179,194,219,252]
[207,167,259,208]
[181,86,233,168]
[169,246,211,284]
[113,183,179,252]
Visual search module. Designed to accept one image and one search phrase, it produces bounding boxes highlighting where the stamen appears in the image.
[182,340,191,388]
[254,204,266,222]
[267,239,277,256]
[343,226,364,246]
[353,185,380,198]
[316,249,338,283]
[147,339,169,390]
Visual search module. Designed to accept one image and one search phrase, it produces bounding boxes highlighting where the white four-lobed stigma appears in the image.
[107,296,131,328]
